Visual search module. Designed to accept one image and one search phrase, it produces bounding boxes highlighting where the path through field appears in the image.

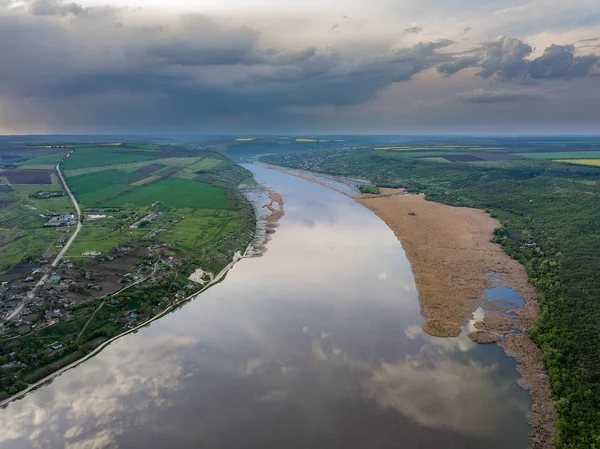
[3,152,82,322]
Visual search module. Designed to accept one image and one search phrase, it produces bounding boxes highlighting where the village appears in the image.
[0,238,197,385]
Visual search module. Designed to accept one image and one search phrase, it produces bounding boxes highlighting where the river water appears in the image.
[0,165,531,449]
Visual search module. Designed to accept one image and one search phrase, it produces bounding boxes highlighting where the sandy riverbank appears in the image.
[355,192,556,448]
[355,193,537,336]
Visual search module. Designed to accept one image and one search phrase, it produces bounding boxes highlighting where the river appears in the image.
[0,165,531,448]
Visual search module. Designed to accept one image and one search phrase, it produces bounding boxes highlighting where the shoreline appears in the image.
[355,192,556,449]
[0,250,246,409]
[256,163,555,447]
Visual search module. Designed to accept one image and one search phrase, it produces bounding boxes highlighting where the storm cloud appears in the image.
[0,0,599,133]
[478,37,599,82]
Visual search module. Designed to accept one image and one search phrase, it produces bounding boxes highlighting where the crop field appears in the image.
[518,151,600,160]
[556,159,600,166]
[420,157,451,163]
[62,147,151,170]
[80,185,134,205]
[405,151,468,158]
[101,177,228,209]
[3,170,53,184]
[62,156,210,176]
[440,154,485,162]
[66,169,134,205]
[18,152,66,167]
[68,169,132,196]
[374,146,505,151]
[130,163,166,176]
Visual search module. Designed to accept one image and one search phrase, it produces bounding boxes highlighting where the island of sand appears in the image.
[355,191,556,448]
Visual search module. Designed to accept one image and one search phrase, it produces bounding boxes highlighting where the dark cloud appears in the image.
[0,4,460,131]
[0,0,598,133]
[437,56,480,75]
[26,0,118,18]
[577,37,600,43]
[528,44,598,80]
[459,90,544,103]
[30,0,84,16]
[404,26,423,34]
[478,37,533,80]
[441,37,599,82]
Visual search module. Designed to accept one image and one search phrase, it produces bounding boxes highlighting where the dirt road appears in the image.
[3,153,82,322]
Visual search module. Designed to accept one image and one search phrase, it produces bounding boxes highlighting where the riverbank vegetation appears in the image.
[262,140,600,448]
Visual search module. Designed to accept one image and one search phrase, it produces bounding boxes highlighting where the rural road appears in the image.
[3,152,82,322]
[52,155,82,267]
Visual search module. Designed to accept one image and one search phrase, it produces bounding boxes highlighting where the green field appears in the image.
[162,209,240,253]
[67,169,132,196]
[101,177,228,209]
[0,183,71,272]
[19,152,66,167]
[66,224,147,256]
[0,228,58,273]
[62,147,151,170]
[79,185,133,205]
[11,184,72,212]
[519,151,600,160]
[66,169,134,206]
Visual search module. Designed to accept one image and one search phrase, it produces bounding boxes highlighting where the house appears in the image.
[49,341,64,350]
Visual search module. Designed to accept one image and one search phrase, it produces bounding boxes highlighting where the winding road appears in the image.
[3,152,82,322]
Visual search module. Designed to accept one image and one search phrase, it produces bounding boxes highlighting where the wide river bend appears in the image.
[0,165,531,449]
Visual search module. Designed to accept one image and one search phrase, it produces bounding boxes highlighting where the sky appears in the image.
[0,0,599,135]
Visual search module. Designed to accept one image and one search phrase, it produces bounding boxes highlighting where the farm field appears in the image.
[518,151,600,160]
[101,177,227,209]
[374,146,504,151]
[2,170,53,184]
[18,152,66,167]
[554,159,600,166]
[0,140,257,400]
[68,169,133,196]
[62,147,152,170]
[0,142,253,273]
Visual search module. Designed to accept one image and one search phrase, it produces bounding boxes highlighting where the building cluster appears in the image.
[42,213,77,227]
[129,213,160,229]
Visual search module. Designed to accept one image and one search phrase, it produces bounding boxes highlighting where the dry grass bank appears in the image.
[355,192,556,448]
[356,193,535,335]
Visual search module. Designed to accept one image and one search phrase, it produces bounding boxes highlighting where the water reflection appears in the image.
[0,165,530,449]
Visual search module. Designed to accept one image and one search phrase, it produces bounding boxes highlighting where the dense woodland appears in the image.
[263,149,600,449]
